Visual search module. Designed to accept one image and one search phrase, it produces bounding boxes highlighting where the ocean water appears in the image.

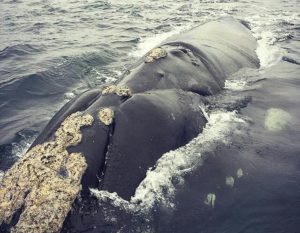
[1,0,300,232]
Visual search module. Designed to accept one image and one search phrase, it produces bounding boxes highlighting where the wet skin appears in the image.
[31,17,259,200]
[0,16,260,233]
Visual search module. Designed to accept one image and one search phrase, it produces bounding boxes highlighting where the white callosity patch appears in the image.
[92,109,248,213]
[116,86,132,97]
[237,168,244,178]
[102,85,117,95]
[144,47,167,63]
[0,112,93,233]
[226,176,235,187]
[264,108,293,132]
[102,85,132,97]
[98,108,114,126]
[204,193,216,208]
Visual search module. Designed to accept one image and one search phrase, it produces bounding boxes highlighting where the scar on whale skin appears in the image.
[0,112,93,233]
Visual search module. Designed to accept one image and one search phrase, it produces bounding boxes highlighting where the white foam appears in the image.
[0,170,4,183]
[90,189,135,212]
[91,109,247,213]
[244,12,293,69]
[224,68,263,91]
[11,134,36,158]
[225,79,248,91]
[255,31,286,68]
[93,68,119,85]
[129,25,192,58]
[64,92,76,101]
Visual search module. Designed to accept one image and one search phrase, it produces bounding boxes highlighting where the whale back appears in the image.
[0,17,259,233]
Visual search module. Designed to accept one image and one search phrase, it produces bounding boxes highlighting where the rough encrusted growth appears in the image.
[98,108,114,126]
[102,85,117,95]
[102,85,132,98]
[0,112,93,233]
[116,86,132,97]
[144,47,167,63]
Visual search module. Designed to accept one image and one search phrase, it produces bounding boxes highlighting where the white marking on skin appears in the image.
[0,112,93,232]
[116,86,132,97]
[98,108,114,126]
[102,85,117,95]
[204,193,216,208]
[264,108,293,132]
[225,176,235,187]
[144,47,167,63]
[237,168,243,178]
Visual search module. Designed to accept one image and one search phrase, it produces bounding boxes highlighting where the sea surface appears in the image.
[0,0,300,232]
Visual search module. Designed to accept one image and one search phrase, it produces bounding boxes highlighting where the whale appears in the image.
[0,17,259,232]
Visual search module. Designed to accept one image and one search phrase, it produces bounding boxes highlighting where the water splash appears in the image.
[0,170,4,183]
[11,132,36,158]
[224,68,263,91]
[91,108,248,213]
[131,108,247,210]
[255,30,286,68]
[129,25,192,58]
[245,11,300,68]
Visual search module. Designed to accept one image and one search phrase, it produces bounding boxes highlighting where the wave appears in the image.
[0,44,42,60]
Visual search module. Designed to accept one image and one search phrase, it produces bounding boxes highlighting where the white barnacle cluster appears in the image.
[0,112,94,233]
[102,85,132,97]
[144,47,167,63]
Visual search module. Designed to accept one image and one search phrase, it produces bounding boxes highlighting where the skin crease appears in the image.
[0,17,259,233]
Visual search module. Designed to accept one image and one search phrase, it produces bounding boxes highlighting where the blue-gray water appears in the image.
[0,0,300,232]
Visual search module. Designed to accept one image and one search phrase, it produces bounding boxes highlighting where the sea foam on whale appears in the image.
[91,107,249,213]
